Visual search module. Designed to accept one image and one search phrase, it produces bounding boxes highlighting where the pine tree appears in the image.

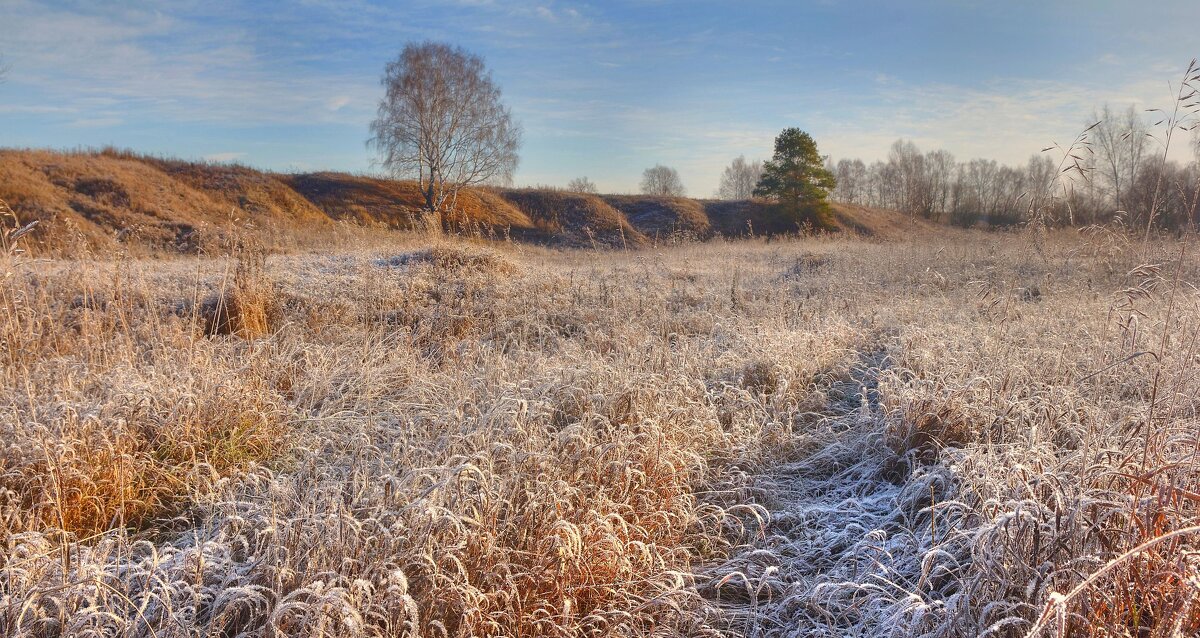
[754,128,837,229]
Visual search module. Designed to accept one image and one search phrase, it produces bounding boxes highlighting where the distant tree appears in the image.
[887,140,925,217]
[1091,104,1149,214]
[566,176,598,194]
[1024,153,1058,221]
[924,149,957,221]
[369,42,522,229]
[717,155,763,200]
[640,165,686,197]
[834,128,1196,230]
[754,128,837,228]
[831,158,867,204]
[1127,160,1196,230]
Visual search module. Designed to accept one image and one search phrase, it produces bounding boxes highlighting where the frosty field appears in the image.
[2,230,1198,637]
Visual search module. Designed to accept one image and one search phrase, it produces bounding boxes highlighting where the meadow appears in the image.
[1,213,1197,637]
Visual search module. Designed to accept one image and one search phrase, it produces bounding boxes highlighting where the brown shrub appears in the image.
[423,244,518,275]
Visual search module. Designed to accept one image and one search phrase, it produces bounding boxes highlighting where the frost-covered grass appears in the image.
[1,228,1197,637]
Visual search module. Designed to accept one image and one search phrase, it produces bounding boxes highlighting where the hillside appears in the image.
[0,148,925,253]
[286,172,537,233]
[604,195,712,240]
[499,189,647,247]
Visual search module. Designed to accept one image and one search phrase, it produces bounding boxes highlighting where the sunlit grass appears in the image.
[1,223,1197,636]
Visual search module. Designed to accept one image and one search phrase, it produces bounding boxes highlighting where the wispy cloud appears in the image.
[326,96,353,112]
[528,3,591,27]
[68,117,124,128]
[811,72,1196,166]
[2,0,377,127]
[0,104,77,115]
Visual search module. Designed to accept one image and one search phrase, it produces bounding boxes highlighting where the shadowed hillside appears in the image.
[498,189,647,248]
[0,148,929,253]
[602,195,712,241]
[288,172,537,233]
[147,158,333,229]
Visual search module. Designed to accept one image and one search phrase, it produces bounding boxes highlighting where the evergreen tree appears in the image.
[754,128,837,229]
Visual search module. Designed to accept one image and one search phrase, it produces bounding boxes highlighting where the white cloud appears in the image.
[519,63,1200,194]
[4,0,1194,194]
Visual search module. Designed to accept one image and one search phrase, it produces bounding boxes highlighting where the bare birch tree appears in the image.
[1091,104,1149,212]
[640,165,685,197]
[717,155,763,200]
[369,42,521,228]
[924,149,957,221]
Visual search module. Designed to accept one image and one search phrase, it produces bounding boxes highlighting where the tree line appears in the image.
[825,105,1200,230]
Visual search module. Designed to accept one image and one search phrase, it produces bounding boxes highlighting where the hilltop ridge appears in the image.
[0,148,932,254]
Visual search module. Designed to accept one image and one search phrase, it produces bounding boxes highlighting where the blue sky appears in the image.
[1,1,1197,195]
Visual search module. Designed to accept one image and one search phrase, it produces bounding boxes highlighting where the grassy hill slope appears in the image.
[0,148,927,253]
[498,189,647,248]
[602,195,712,240]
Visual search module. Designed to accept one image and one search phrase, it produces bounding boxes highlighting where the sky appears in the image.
[0,0,1197,195]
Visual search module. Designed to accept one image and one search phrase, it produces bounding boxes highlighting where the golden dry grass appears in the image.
[498,189,648,247]
[287,172,537,233]
[0,149,918,256]
[602,195,712,241]
[0,148,228,252]
[149,158,334,228]
[1,219,1196,637]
